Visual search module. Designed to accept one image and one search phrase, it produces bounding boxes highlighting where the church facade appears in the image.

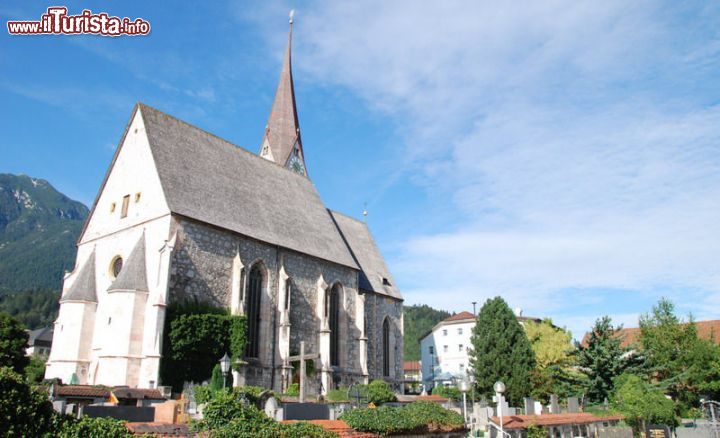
[44,21,403,395]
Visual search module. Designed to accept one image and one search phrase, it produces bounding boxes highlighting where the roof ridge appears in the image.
[138,103,314,185]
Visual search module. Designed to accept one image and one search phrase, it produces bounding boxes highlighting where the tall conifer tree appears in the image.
[469,297,536,405]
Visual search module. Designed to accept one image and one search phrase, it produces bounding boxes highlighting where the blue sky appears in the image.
[2,1,719,339]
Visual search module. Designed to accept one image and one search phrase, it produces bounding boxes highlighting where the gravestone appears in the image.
[284,403,330,421]
[264,397,279,420]
[646,424,671,438]
[567,397,580,413]
[534,401,543,415]
[550,394,560,414]
[524,397,535,415]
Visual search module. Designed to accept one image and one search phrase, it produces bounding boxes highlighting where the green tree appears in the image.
[366,379,397,405]
[639,298,720,412]
[210,363,225,391]
[25,355,47,383]
[403,305,451,361]
[611,374,676,433]
[0,312,30,373]
[576,316,639,403]
[0,366,55,436]
[526,319,585,402]
[469,297,536,405]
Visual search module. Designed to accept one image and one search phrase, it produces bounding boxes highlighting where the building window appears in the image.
[460,364,465,372]
[244,265,263,358]
[110,202,116,212]
[110,256,123,279]
[121,195,130,218]
[458,328,463,335]
[383,318,391,376]
[443,345,448,353]
[429,346,434,355]
[135,192,141,203]
[443,329,447,336]
[328,284,341,366]
[459,344,464,352]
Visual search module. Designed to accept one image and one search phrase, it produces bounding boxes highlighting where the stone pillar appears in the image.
[230,249,244,315]
[356,292,369,383]
[277,265,291,392]
[316,275,331,394]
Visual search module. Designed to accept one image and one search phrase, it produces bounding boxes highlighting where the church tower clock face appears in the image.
[288,152,306,175]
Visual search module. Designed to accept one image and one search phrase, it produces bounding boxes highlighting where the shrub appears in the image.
[327,386,349,402]
[0,366,55,436]
[340,401,466,435]
[285,383,299,397]
[366,379,396,405]
[193,389,337,437]
[527,425,548,438]
[432,385,462,401]
[57,416,133,438]
[0,312,30,373]
[233,385,268,406]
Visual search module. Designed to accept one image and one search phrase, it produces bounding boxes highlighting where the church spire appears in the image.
[259,10,307,177]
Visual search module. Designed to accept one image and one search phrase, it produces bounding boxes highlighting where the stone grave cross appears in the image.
[287,341,319,403]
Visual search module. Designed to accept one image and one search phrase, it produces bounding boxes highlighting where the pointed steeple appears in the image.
[259,10,308,177]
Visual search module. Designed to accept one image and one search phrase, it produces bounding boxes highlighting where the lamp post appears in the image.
[494,381,506,438]
[220,353,231,389]
[472,301,477,315]
[460,379,469,426]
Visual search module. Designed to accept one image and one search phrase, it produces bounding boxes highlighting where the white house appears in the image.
[419,309,540,392]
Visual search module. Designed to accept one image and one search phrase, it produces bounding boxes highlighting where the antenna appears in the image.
[289,9,295,24]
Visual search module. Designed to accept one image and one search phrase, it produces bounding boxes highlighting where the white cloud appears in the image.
[251,1,720,337]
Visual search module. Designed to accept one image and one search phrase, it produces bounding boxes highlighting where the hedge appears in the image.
[340,401,466,435]
[160,302,247,391]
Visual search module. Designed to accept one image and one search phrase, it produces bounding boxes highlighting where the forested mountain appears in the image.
[403,304,452,361]
[0,173,88,295]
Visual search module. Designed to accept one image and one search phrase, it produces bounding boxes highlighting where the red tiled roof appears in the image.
[582,319,720,348]
[404,360,421,371]
[417,394,449,402]
[125,422,189,436]
[282,420,380,438]
[56,385,110,398]
[444,311,475,322]
[112,387,165,400]
[490,413,623,430]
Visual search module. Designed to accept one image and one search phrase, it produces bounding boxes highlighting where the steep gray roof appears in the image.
[61,251,97,303]
[28,327,53,344]
[329,211,402,299]
[109,234,148,292]
[139,104,358,269]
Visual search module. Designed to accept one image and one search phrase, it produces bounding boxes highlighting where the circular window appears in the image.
[110,256,123,279]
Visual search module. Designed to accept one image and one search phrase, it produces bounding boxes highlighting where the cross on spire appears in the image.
[259,11,307,177]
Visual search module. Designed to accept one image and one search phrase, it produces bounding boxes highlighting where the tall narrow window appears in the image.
[329,284,340,366]
[284,281,291,310]
[245,265,263,358]
[121,195,130,218]
[382,318,390,376]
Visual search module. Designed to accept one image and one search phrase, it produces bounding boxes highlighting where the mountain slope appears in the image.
[0,173,88,294]
[403,304,452,361]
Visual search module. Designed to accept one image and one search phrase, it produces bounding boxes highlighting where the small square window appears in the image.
[460,364,465,371]
[458,328,463,335]
[443,345,448,353]
[121,195,130,218]
[459,344,464,351]
[429,346,434,354]
[442,329,447,336]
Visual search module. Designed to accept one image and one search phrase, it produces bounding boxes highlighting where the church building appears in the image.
[45,17,404,395]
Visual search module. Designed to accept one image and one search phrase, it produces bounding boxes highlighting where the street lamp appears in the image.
[220,353,231,389]
[494,381,506,438]
[472,302,477,315]
[459,379,469,426]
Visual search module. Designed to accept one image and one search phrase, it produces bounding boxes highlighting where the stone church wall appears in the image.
[365,292,404,387]
[167,216,363,393]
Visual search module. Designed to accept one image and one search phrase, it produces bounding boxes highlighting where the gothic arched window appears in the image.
[382,317,391,376]
[245,265,263,358]
[328,284,341,366]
